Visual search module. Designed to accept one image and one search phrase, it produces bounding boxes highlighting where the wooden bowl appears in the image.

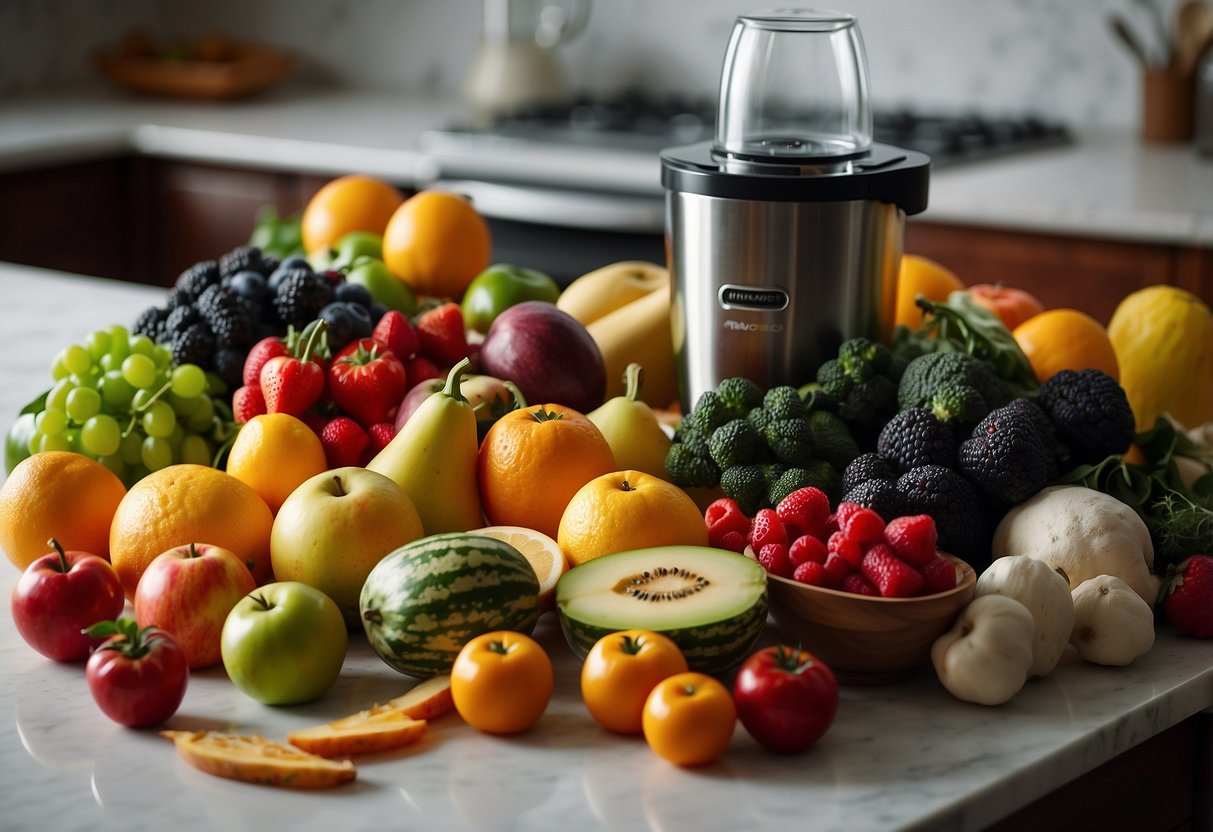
[94,43,296,100]
[744,548,976,685]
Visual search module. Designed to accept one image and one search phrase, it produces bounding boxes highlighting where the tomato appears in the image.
[966,283,1045,331]
[85,618,189,728]
[451,631,552,734]
[733,645,838,754]
[581,629,688,734]
[642,672,735,766]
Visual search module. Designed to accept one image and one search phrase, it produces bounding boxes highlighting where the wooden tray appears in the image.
[94,43,296,100]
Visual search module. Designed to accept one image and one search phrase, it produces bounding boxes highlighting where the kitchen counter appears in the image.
[2,87,1213,247]
[1,259,1212,831]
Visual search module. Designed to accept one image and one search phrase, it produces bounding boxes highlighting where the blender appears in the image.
[661,9,930,411]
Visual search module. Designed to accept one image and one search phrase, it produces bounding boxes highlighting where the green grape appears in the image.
[121,354,157,389]
[186,396,216,432]
[152,345,173,368]
[46,378,76,412]
[66,387,102,422]
[143,401,176,439]
[99,353,118,373]
[99,453,125,480]
[141,435,174,471]
[179,434,212,466]
[171,364,208,399]
[86,329,113,359]
[63,427,82,453]
[131,388,157,411]
[82,414,121,457]
[63,345,93,376]
[108,325,130,362]
[50,349,70,381]
[167,422,185,452]
[68,372,100,390]
[100,371,136,410]
[35,408,67,436]
[205,371,228,397]
[37,433,72,453]
[120,430,144,465]
[130,335,155,357]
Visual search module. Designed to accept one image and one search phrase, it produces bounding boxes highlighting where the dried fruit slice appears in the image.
[382,673,454,719]
[161,730,355,789]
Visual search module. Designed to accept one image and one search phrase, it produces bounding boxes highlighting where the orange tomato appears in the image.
[894,254,965,331]
[300,175,405,254]
[642,672,736,766]
[581,630,689,734]
[382,190,492,299]
[1012,308,1120,384]
[450,631,553,735]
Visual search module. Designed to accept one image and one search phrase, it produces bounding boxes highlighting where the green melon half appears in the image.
[555,546,768,673]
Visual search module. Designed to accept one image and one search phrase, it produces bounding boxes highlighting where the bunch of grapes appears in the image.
[26,324,237,487]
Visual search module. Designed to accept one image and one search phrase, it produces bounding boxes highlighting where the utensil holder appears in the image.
[1142,69,1196,142]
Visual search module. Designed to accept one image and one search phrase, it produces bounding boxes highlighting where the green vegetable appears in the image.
[815,338,899,427]
[708,419,763,470]
[684,390,731,436]
[805,410,861,471]
[248,204,304,260]
[766,467,819,507]
[898,351,1014,414]
[664,443,721,489]
[911,292,1039,394]
[762,386,808,421]
[720,464,767,516]
[715,377,764,419]
[762,418,816,467]
[924,380,989,426]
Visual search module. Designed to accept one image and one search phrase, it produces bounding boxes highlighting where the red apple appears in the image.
[11,538,125,662]
[132,542,258,669]
[966,283,1046,331]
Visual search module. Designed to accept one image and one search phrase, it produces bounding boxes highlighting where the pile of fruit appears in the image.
[2,172,1213,789]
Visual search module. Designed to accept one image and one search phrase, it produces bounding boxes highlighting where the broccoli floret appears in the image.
[896,464,991,568]
[746,406,774,436]
[708,418,762,470]
[806,409,861,471]
[816,338,899,427]
[924,381,989,426]
[842,451,895,493]
[665,443,721,489]
[767,467,818,507]
[898,352,1015,413]
[674,423,711,458]
[799,382,837,413]
[763,385,808,421]
[957,403,1049,504]
[716,377,764,419]
[684,390,731,435]
[762,418,816,467]
[720,464,767,516]
[877,408,959,473]
[1035,369,1135,467]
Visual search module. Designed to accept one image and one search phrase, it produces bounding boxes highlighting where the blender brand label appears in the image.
[717,285,789,311]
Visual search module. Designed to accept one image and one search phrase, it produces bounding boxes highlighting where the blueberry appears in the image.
[319,302,355,353]
[230,269,269,300]
[345,302,374,339]
[335,281,374,308]
[368,301,389,323]
[278,255,312,272]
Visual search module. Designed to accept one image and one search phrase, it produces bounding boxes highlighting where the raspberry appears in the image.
[827,530,863,568]
[705,497,751,550]
[789,534,828,567]
[320,417,370,468]
[775,486,830,540]
[843,506,886,546]
[416,302,469,367]
[834,501,866,527]
[884,514,939,567]
[823,551,853,588]
[861,543,925,598]
[718,530,747,553]
[840,572,880,596]
[748,508,788,551]
[823,512,841,538]
[921,555,958,594]
[366,422,397,457]
[757,543,792,578]
[792,560,828,586]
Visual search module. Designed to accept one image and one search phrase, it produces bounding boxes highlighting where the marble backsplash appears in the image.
[0,0,1179,132]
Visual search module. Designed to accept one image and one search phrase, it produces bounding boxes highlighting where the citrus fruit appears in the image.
[300,174,405,255]
[1012,308,1120,385]
[895,254,965,331]
[382,190,491,299]
[473,525,567,611]
[1108,285,1213,432]
[477,404,615,540]
[109,464,274,597]
[225,413,328,514]
[0,451,127,570]
[557,470,710,567]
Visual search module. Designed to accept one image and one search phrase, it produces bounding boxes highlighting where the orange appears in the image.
[557,470,709,567]
[473,525,567,611]
[109,464,274,597]
[1012,308,1120,385]
[224,413,328,514]
[382,190,491,299]
[0,451,127,570]
[895,254,965,331]
[478,404,615,540]
[300,174,405,255]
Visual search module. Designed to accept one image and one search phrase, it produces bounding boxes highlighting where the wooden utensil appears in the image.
[1175,0,1213,74]
[1109,13,1153,67]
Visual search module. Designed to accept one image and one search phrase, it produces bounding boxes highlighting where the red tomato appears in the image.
[965,283,1045,331]
[733,645,838,753]
[85,618,189,728]
[10,538,125,662]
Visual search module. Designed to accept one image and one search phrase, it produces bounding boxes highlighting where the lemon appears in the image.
[472,525,567,611]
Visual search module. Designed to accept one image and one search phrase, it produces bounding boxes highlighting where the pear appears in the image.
[587,363,673,479]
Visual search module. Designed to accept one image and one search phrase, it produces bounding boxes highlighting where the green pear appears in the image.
[587,363,673,479]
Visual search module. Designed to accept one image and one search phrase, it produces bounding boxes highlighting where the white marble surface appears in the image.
[1,261,1212,831]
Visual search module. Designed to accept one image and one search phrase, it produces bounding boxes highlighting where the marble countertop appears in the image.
[2,86,1213,247]
[1,260,1212,831]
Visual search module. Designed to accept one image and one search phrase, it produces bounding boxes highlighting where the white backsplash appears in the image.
[0,0,1180,131]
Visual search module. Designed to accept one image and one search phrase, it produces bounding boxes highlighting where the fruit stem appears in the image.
[620,478,635,492]
[84,617,155,660]
[298,319,329,364]
[623,363,645,403]
[619,633,643,655]
[774,644,814,674]
[47,538,70,573]
[332,474,348,497]
[530,406,564,423]
[488,639,512,656]
[363,609,383,625]
[442,357,472,405]
[188,542,201,559]
[250,592,273,611]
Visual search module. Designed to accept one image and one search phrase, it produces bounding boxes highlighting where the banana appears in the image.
[556,261,669,325]
[586,280,678,409]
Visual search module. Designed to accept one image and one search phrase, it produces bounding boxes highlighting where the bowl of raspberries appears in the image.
[707,486,976,684]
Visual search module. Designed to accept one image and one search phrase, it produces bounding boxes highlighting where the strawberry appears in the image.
[1161,555,1213,639]
[231,384,266,424]
[242,334,291,388]
[319,417,370,468]
[843,506,885,546]
[756,542,792,578]
[840,572,880,596]
[861,543,925,598]
[366,422,397,458]
[405,354,444,387]
[705,497,751,549]
[718,530,747,553]
[748,508,788,551]
[416,302,469,366]
[260,320,327,418]
[884,514,939,567]
[328,338,408,427]
[788,533,828,567]
[827,530,863,568]
[372,310,420,361]
[776,486,830,541]
[792,560,828,586]
[920,554,958,594]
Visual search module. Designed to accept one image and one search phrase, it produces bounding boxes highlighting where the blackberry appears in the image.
[1035,369,1135,467]
[258,255,280,277]
[213,348,245,391]
[877,408,958,473]
[165,287,193,310]
[957,405,1049,505]
[269,261,311,293]
[842,452,895,494]
[174,260,220,300]
[841,477,904,523]
[276,271,335,329]
[219,245,264,279]
[896,465,990,568]
[163,305,201,339]
[171,322,215,368]
[133,305,168,341]
[210,306,255,350]
[195,283,232,324]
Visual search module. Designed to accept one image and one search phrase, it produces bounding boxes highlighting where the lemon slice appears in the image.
[473,525,567,611]
[161,730,355,789]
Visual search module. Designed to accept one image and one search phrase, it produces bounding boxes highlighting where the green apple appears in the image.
[220,581,348,705]
[461,263,561,334]
[308,247,336,271]
[331,230,384,269]
[270,467,424,626]
[346,255,417,314]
